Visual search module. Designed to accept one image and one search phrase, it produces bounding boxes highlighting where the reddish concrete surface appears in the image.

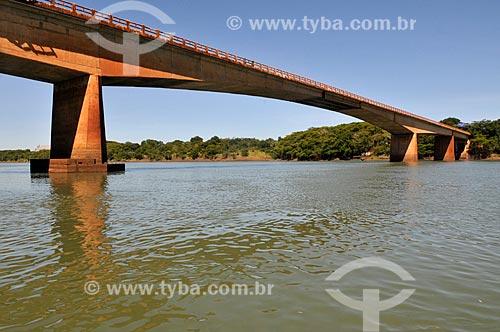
[50,75,106,162]
[390,134,419,163]
[434,136,456,162]
[49,159,108,173]
[49,75,107,172]
[460,140,471,160]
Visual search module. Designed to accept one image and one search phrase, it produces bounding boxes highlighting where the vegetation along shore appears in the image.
[1,118,499,162]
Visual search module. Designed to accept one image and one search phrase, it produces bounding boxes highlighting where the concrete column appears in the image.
[457,139,470,160]
[49,75,107,172]
[390,133,418,162]
[434,136,455,161]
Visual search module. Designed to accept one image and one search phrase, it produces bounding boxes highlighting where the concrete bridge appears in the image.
[0,0,471,172]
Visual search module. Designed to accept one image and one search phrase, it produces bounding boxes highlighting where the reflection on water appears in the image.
[49,173,110,271]
[0,162,500,331]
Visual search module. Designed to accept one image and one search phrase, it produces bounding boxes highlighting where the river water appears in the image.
[0,161,499,331]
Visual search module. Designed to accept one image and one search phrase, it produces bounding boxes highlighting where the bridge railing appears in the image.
[27,0,469,135]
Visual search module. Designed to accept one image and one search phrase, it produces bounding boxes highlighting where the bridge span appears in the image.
[0,0,471,172]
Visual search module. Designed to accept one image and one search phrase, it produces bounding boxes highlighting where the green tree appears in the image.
[190,136,203,144]
[469,134,494,159]
[137,139,165,161]
[464,119,500,158]
[441,117,461,127]
[418,135,435,159]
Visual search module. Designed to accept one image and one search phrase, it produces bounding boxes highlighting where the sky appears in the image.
[1,0,499,149]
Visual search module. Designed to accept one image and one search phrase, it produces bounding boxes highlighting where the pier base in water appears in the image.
[30,159,125,174]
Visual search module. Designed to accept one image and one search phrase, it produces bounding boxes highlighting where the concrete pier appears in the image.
[390,134,418,162]
[434,136,456,161]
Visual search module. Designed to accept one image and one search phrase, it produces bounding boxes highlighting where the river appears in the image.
[0,161,499,331]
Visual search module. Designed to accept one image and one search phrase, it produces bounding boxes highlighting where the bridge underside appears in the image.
[0,0,470,173]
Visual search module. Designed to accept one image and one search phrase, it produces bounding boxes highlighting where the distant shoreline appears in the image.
[1,156,392,164]
[0,159,382,164]
[5,156,500,164]
[5,155,500,164]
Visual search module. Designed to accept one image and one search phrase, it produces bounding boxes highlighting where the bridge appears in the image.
[0,0,471,172]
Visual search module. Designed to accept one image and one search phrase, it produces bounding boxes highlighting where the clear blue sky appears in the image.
[1,0,499,149]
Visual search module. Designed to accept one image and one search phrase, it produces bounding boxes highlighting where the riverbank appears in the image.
[1,156,392,164]
[108,155,391,163]
[6,154,500,163]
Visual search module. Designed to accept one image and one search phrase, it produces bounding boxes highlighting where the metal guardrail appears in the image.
[26,0,470,135]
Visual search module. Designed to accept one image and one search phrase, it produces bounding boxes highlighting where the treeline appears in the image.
[465,119,500,159]
[418,118,500,159]
[2,119,499,162]
[107,136,276,161]
[273,122,390,160]
[107,122,390,161]
[0,149,49,162]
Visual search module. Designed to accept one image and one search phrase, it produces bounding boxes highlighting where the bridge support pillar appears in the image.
[434,136,456,161]
[49,75,107,173]
[36,75,123,173]
[390,133,418,162]
[457,139,470,160]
